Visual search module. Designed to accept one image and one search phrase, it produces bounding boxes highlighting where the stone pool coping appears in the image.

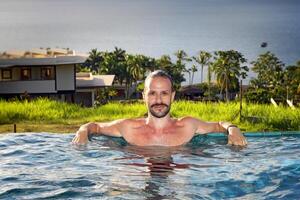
[206,131,300,137]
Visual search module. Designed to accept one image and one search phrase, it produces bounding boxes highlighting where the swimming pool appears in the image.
[0,132,299,199]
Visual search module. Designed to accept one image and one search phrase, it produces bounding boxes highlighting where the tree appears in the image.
[155,54,182,90]
[251,52,284,89]
[283,61,300,100]
[190,64,198,85]
[193,51,212,99]
[173,50,192,89]
[100,47,127,85]
[83,48,103,73]
[127,55,145,84]
[249,52,285,101]
[156,55,173,71]
[211,50,248,101]
[193,51,212,83]
[175,50,192,69]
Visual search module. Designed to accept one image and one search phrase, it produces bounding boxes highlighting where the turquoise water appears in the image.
[0,133,300,199]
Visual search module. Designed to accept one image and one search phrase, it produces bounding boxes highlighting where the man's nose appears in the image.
[155,94,162,103]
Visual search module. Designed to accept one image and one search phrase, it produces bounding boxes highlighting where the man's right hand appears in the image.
[72,129,89,145]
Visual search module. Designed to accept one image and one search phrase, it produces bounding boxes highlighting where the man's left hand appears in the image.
[227,127,247,146]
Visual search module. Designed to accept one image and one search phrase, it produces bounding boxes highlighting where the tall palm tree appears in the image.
[188,64,198,85]
[173,50,192,88]
[84,48,103,73]
[193,51,212,83]
[127,54,146,84]
[126,54,152,98]
[112,47,127,86]
[156,55,173,71]
[175,50,192,68]
[185,68,192,85]
[206,62,214,99]
[99,47,127,86]
[211,50,248,101]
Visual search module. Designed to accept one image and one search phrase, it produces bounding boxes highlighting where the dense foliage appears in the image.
[80,48,299,103]
[245,52,300,103]
[0,99,299,132]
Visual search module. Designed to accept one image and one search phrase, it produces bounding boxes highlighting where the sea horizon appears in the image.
[1,0,299,84]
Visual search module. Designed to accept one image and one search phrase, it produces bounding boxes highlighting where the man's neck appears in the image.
[146,114,173,131]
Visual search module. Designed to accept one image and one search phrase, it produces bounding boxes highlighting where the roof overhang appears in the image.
[76,74,115,89]
[0,56,87,68]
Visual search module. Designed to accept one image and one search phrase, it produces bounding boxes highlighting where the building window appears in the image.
[21,68,31,80]
[2,69,12,80]
[41,67,53,80]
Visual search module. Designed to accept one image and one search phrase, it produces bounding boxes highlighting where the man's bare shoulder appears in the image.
[176,116,203,124]
[120,118,146,127]
[175,116,207,130]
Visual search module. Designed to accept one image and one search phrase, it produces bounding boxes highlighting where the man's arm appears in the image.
[188,117,247,146]
[72,119,126,145]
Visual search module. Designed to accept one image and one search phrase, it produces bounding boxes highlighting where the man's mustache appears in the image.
[151,104,168,108]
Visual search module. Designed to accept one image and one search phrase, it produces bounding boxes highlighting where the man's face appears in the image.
[143,77,175,118]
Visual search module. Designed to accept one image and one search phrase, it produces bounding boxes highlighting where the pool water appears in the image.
[0,133,300,199]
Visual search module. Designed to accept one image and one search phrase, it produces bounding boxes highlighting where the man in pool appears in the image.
[72,70,247,147]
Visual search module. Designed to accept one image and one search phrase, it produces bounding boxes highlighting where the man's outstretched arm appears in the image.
[188,117,247,146]
[72,119,125,145]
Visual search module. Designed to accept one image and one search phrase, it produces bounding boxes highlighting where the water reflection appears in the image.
[91,136,231,199]
[116,146,190,200]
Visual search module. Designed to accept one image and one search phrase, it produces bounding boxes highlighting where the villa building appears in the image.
[0,48,115,106]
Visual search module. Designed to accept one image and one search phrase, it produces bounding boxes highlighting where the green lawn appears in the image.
[0,98,299,133]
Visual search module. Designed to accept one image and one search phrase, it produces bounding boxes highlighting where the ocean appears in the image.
[0,0,299,84]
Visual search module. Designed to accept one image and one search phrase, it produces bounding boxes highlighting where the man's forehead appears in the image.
[145,77,172,89]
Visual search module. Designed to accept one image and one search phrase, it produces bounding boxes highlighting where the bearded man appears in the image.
[72,70,247,147]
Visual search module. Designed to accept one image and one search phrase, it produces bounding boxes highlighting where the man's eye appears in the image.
[149,92,155,95]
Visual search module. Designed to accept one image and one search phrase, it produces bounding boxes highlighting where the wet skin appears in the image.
[72,76,247,147]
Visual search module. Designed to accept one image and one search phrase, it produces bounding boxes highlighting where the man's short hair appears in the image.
[144,70,174,91]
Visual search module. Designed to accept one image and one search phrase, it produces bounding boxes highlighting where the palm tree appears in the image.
[127,54,146,84]
[126,54,153,98]
[188,64,198,85]
[185,68,192,85]
[175,50,192,68]
[84,48,103,73]
[173,50,192,89]
[156,55,173,71]
[211,50,248,101]
[193,51,212,83]
[112,47,127,86]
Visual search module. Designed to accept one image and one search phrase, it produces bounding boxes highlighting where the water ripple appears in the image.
[0,133,299,199]
[1,149,26,157]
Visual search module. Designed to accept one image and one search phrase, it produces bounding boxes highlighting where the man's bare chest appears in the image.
[122,125,194,146]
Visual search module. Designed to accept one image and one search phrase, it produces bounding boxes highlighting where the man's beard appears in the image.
[149,103,171,118]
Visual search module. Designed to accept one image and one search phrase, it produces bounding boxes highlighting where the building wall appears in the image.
[12,68,20,80]
[0,68,20,81]
[56,65,75,91]
[0,65,73,94]
[0,80,56,94]
[31,67,40,80]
